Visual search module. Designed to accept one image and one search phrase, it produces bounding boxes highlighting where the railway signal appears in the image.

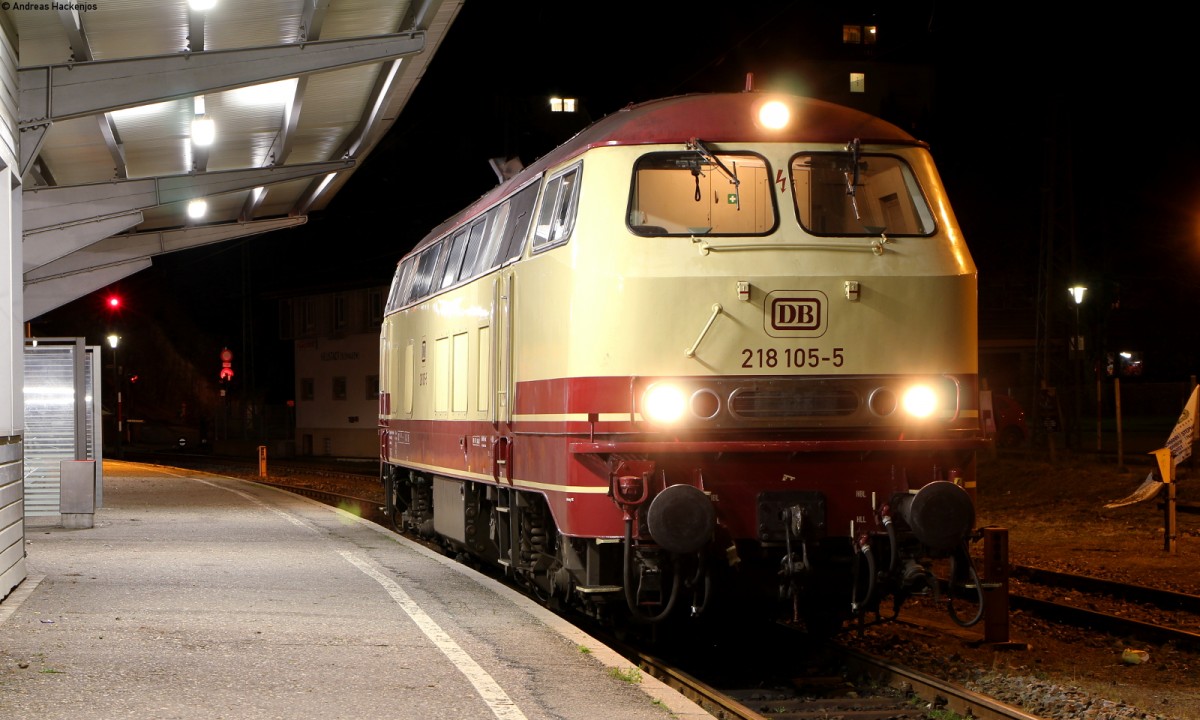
[219,347,234,382]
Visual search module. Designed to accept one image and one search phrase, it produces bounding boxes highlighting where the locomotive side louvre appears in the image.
[379,92,988,628]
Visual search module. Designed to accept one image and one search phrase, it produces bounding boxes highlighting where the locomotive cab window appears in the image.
[790,153,935,236]
[628,151,775,236]
[533,163,582,251]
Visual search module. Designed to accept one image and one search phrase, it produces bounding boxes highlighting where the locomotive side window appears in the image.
[385,261,409,314]
[457,217,491,283]
[440,228,470,290]
[533,163,581,251]
[628,152,775,236]
[496,181,540,264]
[406,244,443,304]
[471,202,509,278]
[790,153,935,236]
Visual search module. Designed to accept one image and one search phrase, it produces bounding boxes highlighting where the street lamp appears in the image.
[107,334,122,458]
[1068,286,1086,352]
[1067,286,1087,450]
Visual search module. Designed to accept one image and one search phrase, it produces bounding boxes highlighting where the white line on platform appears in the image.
[339,550,529,720]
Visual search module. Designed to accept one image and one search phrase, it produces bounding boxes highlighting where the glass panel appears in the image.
[533,175,562,248]
[457,218,490,281]
[472,202,509,277]
[549,168,580,243]
[441,229,470,289]
[790,153,935,236]
[407,244,443,303]
[628,152,774,236]
[497,182,540,263]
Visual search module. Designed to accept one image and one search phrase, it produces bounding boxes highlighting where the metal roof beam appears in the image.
[24,211,145,271]
[288,0,462,216]
[242,0,325,222]
[23,259,153,321]
[18,31,426,177]
[294,60,400,215]
[96,114,128,180]
[23,159,353,233]
[300,0,331,42]
[24,216,307,290]
[57,7,92,62]
[56,5,133,183]
[188,8,207,53]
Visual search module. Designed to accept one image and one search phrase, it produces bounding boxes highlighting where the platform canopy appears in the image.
[12,0,463,319]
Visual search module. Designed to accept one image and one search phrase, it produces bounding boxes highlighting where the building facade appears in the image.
[281,286,385,458]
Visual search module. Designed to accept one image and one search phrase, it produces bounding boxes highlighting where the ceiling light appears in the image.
[187,199,208,219]
[191,116,215,146]
[193,96,206,115]
[189,0,217,10]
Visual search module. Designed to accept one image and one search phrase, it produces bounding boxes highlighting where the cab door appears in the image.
[492,269,514,484]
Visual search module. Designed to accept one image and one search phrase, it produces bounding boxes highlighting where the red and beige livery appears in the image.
[379,91,987,629]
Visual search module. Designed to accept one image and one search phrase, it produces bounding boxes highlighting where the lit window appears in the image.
[842,24,862,43]
[549,97,577,113]
[850,72,866,93]
[864,25,878,45]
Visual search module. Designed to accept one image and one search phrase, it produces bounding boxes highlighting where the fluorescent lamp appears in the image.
[187,199,208,219]
[191,116,215,146]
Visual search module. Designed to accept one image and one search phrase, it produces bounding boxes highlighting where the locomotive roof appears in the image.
[408,92,923,257]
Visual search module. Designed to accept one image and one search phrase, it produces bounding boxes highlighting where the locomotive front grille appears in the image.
[729,388,859,419]
[644,375,966,429]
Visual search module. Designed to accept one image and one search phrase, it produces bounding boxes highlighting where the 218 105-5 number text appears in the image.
[741,347,845,369]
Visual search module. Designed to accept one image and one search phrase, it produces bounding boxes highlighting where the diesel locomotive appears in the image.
[379,91,987,630]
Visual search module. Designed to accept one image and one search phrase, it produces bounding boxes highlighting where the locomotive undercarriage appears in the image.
[382,459,984,631]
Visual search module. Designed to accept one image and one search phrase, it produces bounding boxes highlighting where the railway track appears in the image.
[635,640,1044,720]
[1009,564,1200,650]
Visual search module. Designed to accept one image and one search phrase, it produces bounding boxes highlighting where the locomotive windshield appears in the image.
[790,153,935,236]
[628,151,775,236]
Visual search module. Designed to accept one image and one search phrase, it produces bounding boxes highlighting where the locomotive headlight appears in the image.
[643,384,686,424]
[901,384,939,419]
[758,100,790,130]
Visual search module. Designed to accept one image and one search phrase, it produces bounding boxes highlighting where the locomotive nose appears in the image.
[894,480,974,553]
[646,484,717,554]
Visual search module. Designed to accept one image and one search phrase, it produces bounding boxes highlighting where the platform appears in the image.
[0,461,712,719]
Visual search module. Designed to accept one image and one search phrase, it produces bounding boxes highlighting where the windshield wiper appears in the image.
[844,137,863,220]
[688,137,740,210]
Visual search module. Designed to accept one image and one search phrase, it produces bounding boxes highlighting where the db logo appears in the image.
[765,291,827,338]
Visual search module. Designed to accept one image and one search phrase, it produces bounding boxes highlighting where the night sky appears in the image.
[30,2,1200,417]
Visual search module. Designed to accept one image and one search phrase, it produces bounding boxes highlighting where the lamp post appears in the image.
[107,333,122,458]
[1068,286,1087,450]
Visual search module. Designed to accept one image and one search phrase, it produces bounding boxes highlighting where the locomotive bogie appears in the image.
[379,93,988,629]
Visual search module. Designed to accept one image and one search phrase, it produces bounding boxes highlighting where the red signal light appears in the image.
[106,295,121,310]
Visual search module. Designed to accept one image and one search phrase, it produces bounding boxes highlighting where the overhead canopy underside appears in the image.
[9,0,463,319]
